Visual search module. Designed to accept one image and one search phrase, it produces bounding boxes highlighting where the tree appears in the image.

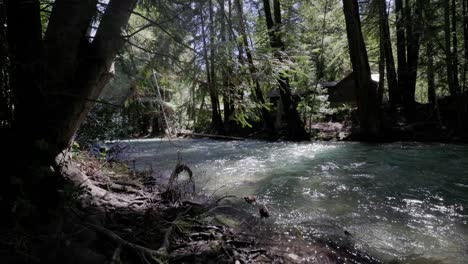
[2,0,137,210]
[342,0,380,137]
[235,0,275,134]
[378,0,399,107]
[444,0,458,97]
[262,0,308,140]
[394,0,424,116]
[200,0,223,133]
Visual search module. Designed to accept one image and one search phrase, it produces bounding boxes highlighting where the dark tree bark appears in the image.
[0,2,12,129]
[5,0,44,140]
[425,3,437,108]
[464,0,468,94]
[463,0,468,127]
[427,40,436,106]
[425,2,441,123]
[452,0,460,94]
[218,0,234,129]
[444,0,457,97]
[379,0,399,107]
[395,0,407,103]
[2,0,137,211]
[200,1,223,133]
[262,0,308,140]
[404,0,423,114]
[342,0,380,137]
[394,0,423,117]
[378,28,385,108]
[45,0,137,153]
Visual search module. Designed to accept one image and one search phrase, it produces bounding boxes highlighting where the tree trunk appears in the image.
[394,0,423,117]
[219,0,234,130]
[463,0,468,129]
[452,0,460,93]
[2,0,137,212]
[200,2,223,133]
[425,3,437,108]
[5,0,43,141]
[235,0,275,134]
[45,0,137,154]
[0,2,12,129]
[342,0,380,137]
[379,0,399,107]
[262,0,308,140]
[444,0,457,97]
[404,0,423,115]
[427,40,436,106]
[395,0,407,104]
[463,0,468,95]
[378,26,385,108]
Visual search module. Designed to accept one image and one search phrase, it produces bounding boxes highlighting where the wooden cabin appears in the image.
[322,72,379,107]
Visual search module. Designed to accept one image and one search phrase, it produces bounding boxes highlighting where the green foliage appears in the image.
[76,104,130,148]
[73,0,468,142]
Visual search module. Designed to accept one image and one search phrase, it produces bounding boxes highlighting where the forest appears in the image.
[1,0,468,263]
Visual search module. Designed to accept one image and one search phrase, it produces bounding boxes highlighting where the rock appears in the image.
[244,195,256,204]
[259,205,270,218]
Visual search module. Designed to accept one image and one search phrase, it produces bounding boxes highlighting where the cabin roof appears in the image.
[322,72,380,89]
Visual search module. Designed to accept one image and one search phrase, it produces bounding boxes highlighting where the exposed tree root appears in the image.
[0,151,383,263]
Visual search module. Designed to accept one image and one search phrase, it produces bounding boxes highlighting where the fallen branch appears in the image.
[178,132,245,141]
[87,223,166,258]
[214,195,237,205]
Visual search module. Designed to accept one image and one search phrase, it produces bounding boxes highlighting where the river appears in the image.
[108,138,468,263]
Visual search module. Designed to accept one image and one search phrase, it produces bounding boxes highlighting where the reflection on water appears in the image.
[109,139,468,263]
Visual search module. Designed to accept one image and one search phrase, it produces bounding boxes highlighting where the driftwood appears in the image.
[162,163,195,202]
[178,132,244,141]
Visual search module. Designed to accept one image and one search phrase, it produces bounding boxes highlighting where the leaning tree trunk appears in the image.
[45,0,137,155]
[342,0,380,137]
[262,0,308,141]
[3,0,137,211]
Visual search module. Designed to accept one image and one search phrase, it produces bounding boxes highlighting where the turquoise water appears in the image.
[110,139,468,263]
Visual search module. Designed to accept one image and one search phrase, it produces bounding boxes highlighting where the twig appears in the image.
[87,223,165,257]
[111,245,122,264]
[214,195,237,205]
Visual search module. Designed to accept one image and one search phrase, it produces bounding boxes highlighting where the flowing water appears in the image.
[109,139,468,263]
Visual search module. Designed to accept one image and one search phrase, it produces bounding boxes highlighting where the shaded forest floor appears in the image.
[165,103,468,144]
[1,151,383,263]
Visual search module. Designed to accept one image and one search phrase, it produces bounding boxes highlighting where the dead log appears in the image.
[178,132,245,141]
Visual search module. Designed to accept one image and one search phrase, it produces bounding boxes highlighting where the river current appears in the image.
[108,139,468,263]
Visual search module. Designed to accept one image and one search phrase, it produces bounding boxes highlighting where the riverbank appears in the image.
[0,149,386,263]
[101,138,468,263]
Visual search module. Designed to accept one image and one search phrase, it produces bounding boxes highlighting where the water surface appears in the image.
[110,139,468,263]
